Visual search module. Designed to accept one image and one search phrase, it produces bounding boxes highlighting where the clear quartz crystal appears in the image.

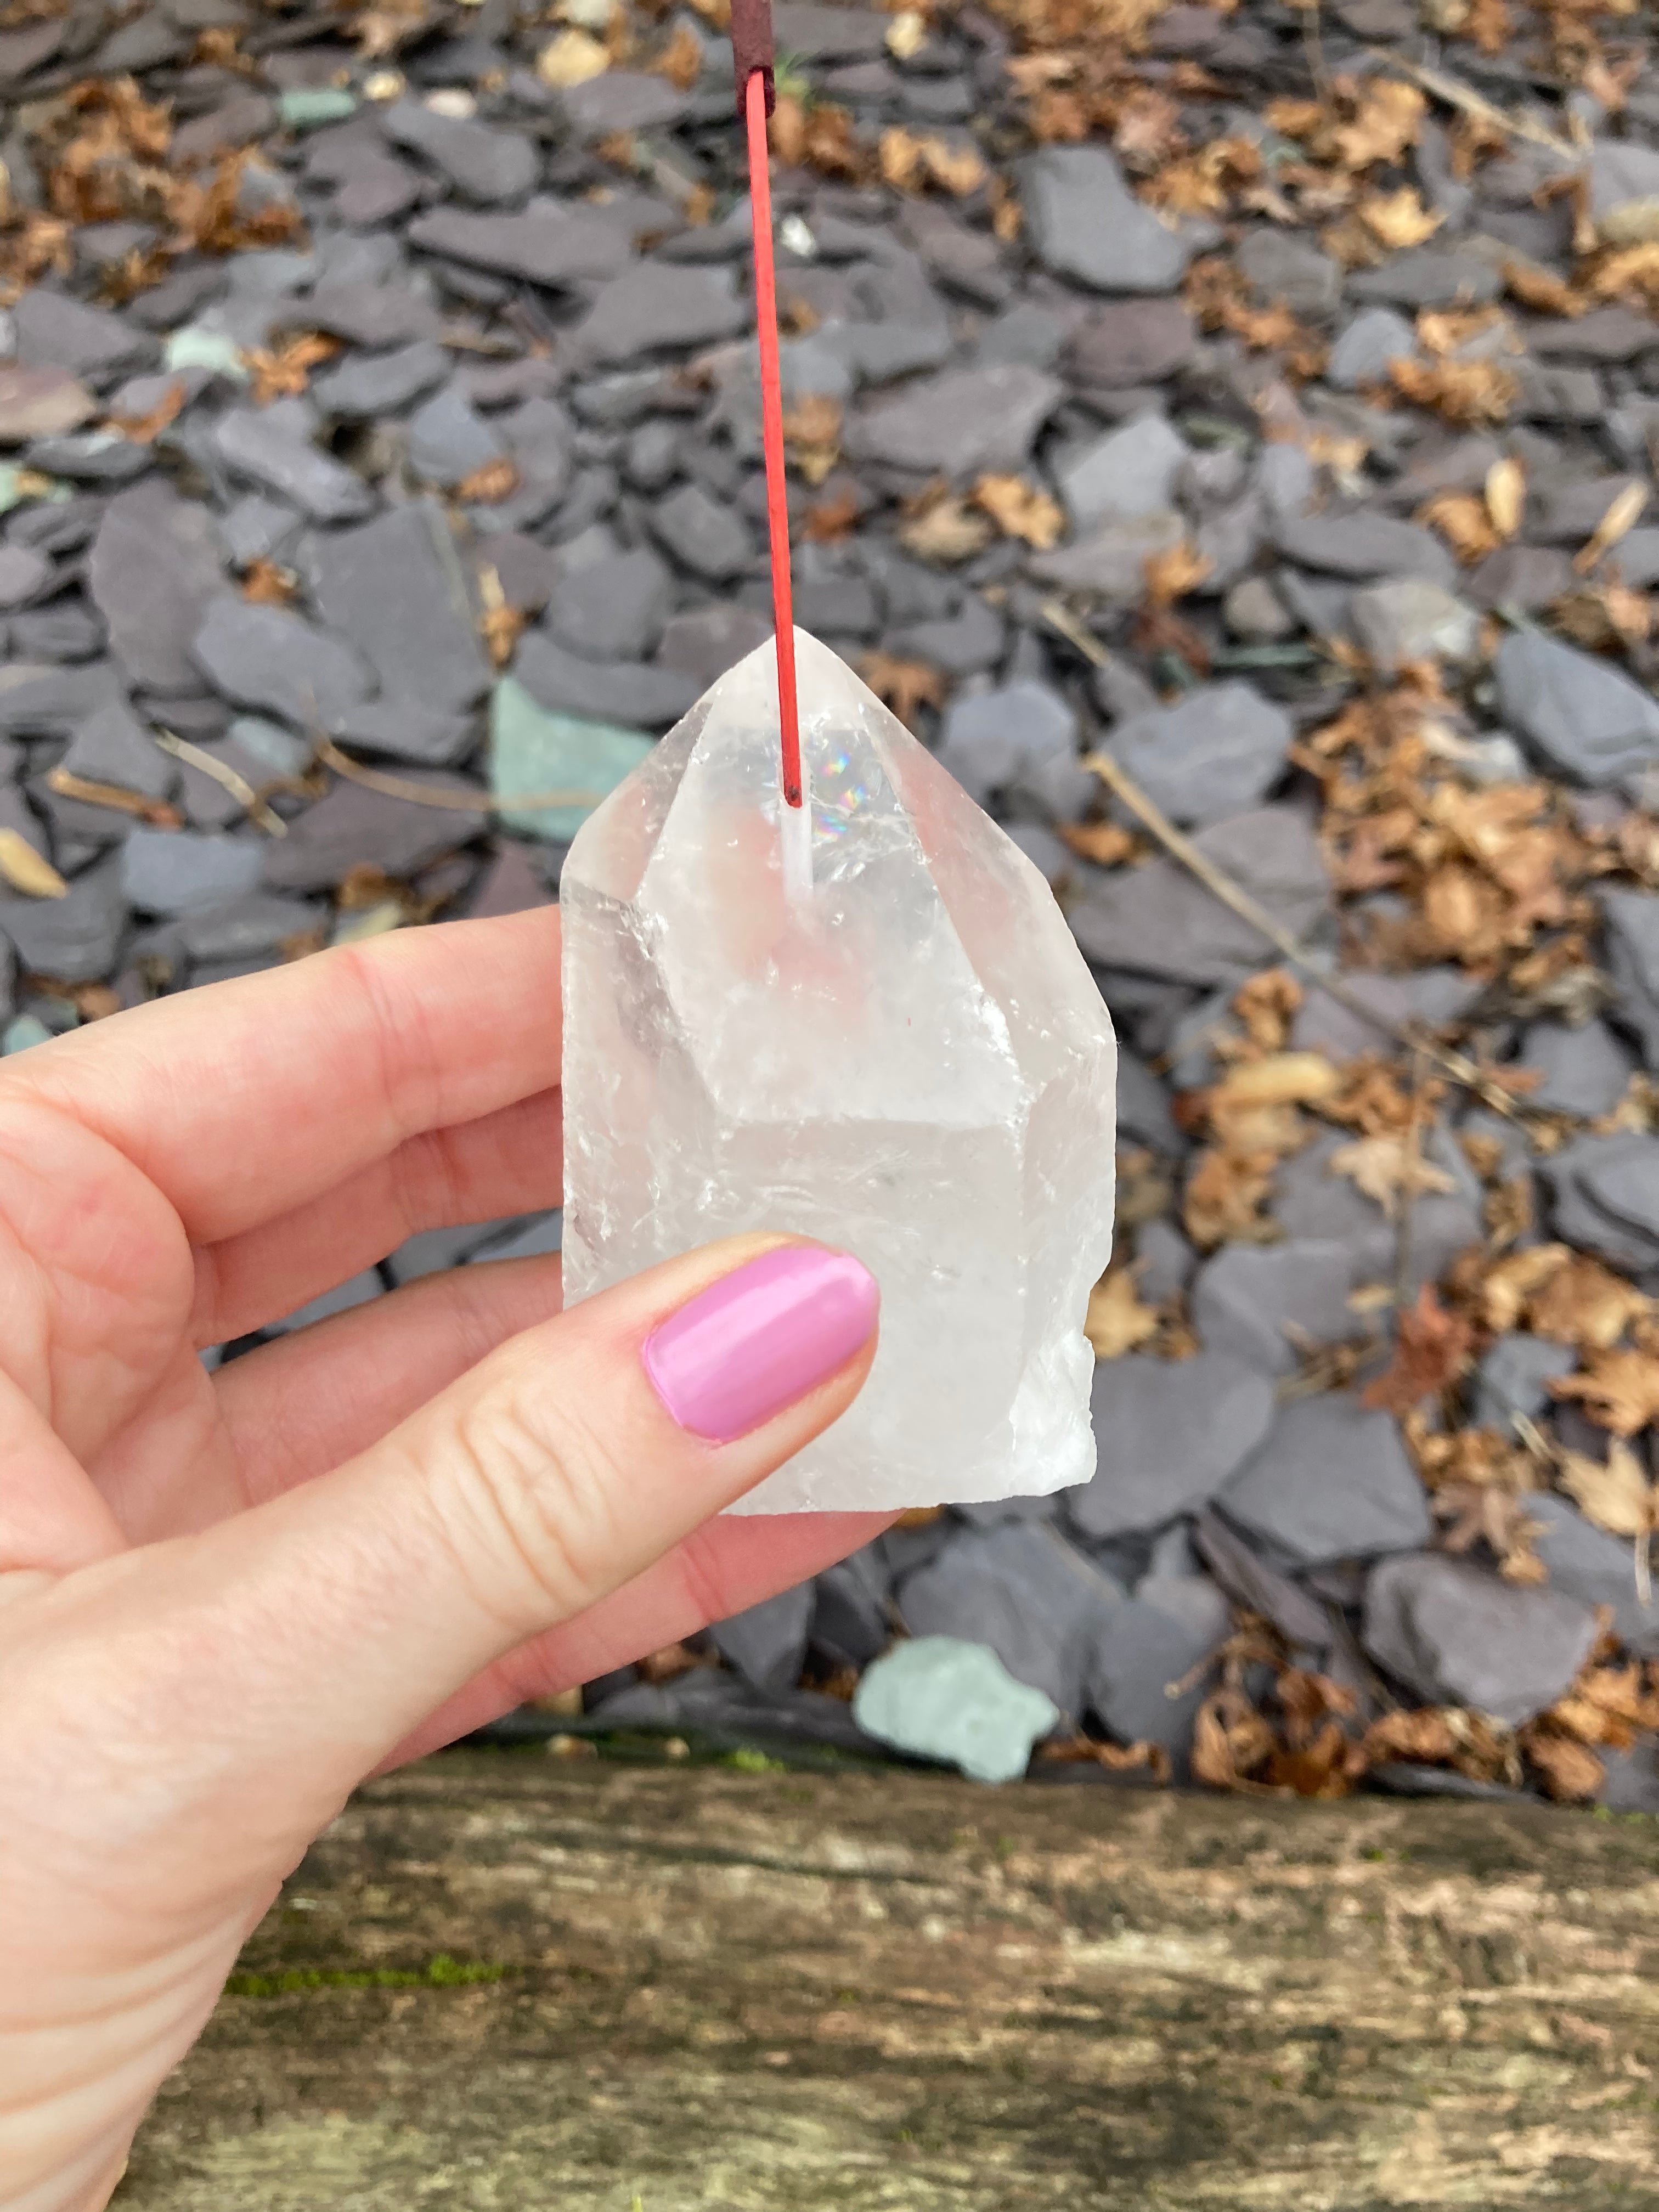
[561,629,1118,1513]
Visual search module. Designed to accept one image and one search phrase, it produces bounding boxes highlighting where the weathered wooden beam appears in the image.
[122,1752,1659,2209]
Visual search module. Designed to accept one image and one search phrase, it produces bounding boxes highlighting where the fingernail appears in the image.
[643,1245,879,1443]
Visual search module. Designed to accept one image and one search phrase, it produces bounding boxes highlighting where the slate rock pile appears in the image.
[4,0,1659,1807]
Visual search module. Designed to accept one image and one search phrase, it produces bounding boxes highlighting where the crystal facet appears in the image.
[561,630,1117,1513]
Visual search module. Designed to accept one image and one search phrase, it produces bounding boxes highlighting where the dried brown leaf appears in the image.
[537,27,609,85]
[898,489,993,565]
[1556,1436,1659,1537]
[1359,186,1443,249]
[1485,454,1526,539]
[1522,1249,1650,1350]
[1553,1347,1659,1437]
[242,332,338,407]
[859,649,944,729]
[1575,480,1649,573]
[0,828,66,899]
[802,483,863,543]
[240,557,298,607]
[1523,1729,1604,1802]
[453,458,520,504]
[972,472,1064,549]
[1329,1133,1457,1216]
[1363,1284,1475,1414]
[1183,1144,1279,1249]
[1417,489,1503,563]
[1084,1266,1161,1359]
[1142,538,1212,606]
[1058,820,1139,867]
[1391,356,1517,427]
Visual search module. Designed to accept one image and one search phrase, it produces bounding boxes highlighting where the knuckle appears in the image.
[426,1370,632,1630]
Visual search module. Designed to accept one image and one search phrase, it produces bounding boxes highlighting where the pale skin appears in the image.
[0,907,888,2212]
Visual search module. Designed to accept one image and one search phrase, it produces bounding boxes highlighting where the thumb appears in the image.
[33,1234,878,1852]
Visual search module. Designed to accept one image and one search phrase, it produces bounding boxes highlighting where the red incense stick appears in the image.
[740,61,803,809]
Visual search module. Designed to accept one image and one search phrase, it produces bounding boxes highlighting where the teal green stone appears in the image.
[489,676,652,843]
[164,327,249,380]
[851,1637,1059,1785]
[280,87,358,128]
[2,1014,56,1056]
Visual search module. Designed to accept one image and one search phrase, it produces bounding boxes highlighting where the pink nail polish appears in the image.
[642,1245,879,1443]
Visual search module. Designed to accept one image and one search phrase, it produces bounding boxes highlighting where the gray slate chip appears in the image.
[844,364,1062,478]
[87,479,225,697]
[1527,1492,1659,1657]
[1327,306,1417,389]
[212,400,375,523]
[1496,629,1659,785]
[12,290,157,382]
[310,340,450,421]
[1471,1333,1578,1434]
[305,501,491,725]
[379,98,537,203]
[573,265,747,368]
[648,481,755,583]
[1362,1551,1597,1725]
[1084,1594,1221,1754]
[655,604,774,689]
[1068,1350,1275,1539]
[1066,805,1330,988]
[543,545,674,663]
[193,595,373,731]
[1064,297,1195,387]
[1190,1239,1363,1379]
[1601,886,1659,1068]
[407,201,629,286]
[1221,1392,1431,1566]
[302,283,441,349]
[936,680,1088,820]
[898,1520,1121,1719]
[0,364,96,443]
[1274,509,1455,587]
[1347,248,1503,309]
[62,696,174,801]
[1514,1017,1633,1118]
[408,383,504,488]
[1103,682,1291,830]
[121,827,264,916]
[514,631,697,730]
[0,854,126,983]
[710,1584,814,1697]
[1019,145,1197,294]
[176,891,321,962]
[262,774,482,891]
[1059,413,1188,532]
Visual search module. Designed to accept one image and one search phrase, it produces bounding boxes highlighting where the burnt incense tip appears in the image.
[731,0,775,115]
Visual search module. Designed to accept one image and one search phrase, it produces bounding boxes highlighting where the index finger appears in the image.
[1,909,562,1245]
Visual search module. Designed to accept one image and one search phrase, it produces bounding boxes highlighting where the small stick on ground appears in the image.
[1365,50,1583,158]
[1393,1042,1429,1310]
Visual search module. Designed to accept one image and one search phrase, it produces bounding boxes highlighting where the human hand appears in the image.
[0,908,886,2212]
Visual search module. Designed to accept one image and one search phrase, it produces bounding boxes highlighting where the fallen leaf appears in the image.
[769,97,862,180]
[1363,1283,1475,1414]
[1233,969,1302,1052]
[1503,256,1585,316]
[1557,1436,1659,1536]
[897,488,993,565]
[1058,820,1139,867]
[1359,185,1443,249]
[1551,577,1653,650]
[1328,1133,1458,1217]
[1192,1686,1279,1792]
[242,332,339,407]
[1142,539,1212,606]
[1474,1242,1571,1334]
[1084,1266,1160,1359]
[1391,356,1517,426]
[859,649,944,729]
[782,393,842,486]
[1361,1707,1459,1765]
[1485,454,1525,539]
[1522,1729,1604,1803]
[0,829,66,899]
[972,472,1064,549]
[1183,1144,1279,1249]
[475,563,527,669]
[1553,1347,1659,1437]
[453,458,520,504]
[1418,489,1502,563]
[803,483,863,543]
[879,126,986,196]
[1209,1051,1341,1111]
[240,557,298,607]
[537,27,610,86]
[1575,481,1648,573]
[1333,78,1426,169]
[650,20,702,89]
[1434,1480,1547,1584]
[884,7,928,59]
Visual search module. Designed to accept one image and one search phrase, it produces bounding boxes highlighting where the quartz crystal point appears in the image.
[561,629,1117,1513]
